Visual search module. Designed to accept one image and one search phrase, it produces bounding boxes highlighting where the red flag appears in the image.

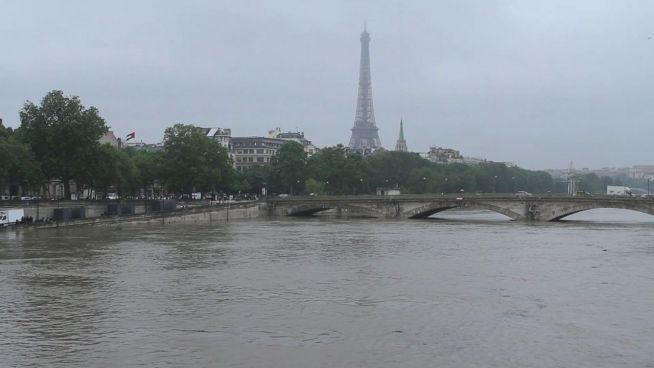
[126,132,135,141]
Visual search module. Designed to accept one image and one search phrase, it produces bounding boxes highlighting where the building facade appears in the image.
[199,127,232,150]
[427,146,464,164]
[268,128,317,155]
[99,130,120,148]
[629,165,654,179]
[231,137,286,171]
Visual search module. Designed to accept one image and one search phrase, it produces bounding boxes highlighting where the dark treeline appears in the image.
[2,90,560,199]
[238,143,556,196]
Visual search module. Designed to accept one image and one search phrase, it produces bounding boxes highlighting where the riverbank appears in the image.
[1,201,263,231]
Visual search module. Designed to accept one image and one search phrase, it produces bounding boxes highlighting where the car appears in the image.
[515,191,533,198]
[642,194,654,199]
[106,193,119,200]
[455,197,464,201]
[0,195,9,201]
[20,196,32,201]
[277,194,289,198]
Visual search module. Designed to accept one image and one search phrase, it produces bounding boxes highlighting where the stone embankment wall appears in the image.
[2,201,263,230]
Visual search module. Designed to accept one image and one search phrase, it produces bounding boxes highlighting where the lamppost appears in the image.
[493,175,498,194]
[511,176,515,192]
[359,178,364,195]
[422,177,427,193]
[444,177,449,194]
[648,177,652,197]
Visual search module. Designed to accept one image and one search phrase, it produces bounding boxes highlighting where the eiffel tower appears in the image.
[348,25,382,152]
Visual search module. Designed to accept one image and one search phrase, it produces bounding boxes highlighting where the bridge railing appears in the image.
[266,193,654,202]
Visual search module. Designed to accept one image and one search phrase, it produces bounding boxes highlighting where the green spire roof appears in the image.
[399,120,405,141]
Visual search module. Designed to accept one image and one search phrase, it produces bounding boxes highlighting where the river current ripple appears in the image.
[1,209,654,367]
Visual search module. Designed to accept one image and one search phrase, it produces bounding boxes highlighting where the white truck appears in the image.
[0,209,25,227]
[606,185,632,197]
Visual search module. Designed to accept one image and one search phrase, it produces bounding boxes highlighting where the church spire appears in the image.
[395,120,407,152]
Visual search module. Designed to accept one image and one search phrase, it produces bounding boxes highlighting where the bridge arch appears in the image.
[545,203,654,221]
[404,201,523,221]
[285,203,387,217]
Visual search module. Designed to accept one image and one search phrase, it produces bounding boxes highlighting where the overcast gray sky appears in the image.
[1,0,653,169]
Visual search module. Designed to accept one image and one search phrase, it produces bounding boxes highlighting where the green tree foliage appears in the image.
[277,148,555,195]
[79,144,140,198]
[366,151,428,189]
[0,127,43,192]
[270,141,307,194]
[161,124,233,194]
[234,165,271,194]
[304,178,326,195]
[19,90,108,198]
[305,145,368,194]
[577,173,620,194]
[126,148,164,198]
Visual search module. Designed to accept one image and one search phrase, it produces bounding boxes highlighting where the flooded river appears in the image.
[1,209,653,367]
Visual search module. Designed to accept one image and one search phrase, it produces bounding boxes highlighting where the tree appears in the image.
[305,178,326,195]
[305,145,369,195]
[127,148,164,198]
[270,141,307,194]
[161,124,233,194]
[234,165,271,194]
[19,90,108,198]
[0,133,43,193]
[80,144,140,198]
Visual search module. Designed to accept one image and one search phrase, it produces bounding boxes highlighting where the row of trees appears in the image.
[2,90,564,200]
[1,90,234,199]
[238,143,556,196]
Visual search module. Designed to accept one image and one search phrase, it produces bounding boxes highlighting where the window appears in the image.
[248,157,253,162]
[257,149,264,154]
[257,157,264,163]
[236,150,242,154]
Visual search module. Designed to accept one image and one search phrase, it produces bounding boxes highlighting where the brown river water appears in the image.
[1,209,653,367]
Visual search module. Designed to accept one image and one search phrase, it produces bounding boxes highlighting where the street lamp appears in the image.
[493,176,498,193]
[511,176,515,192]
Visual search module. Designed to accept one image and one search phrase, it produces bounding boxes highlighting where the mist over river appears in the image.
[1,209,654,367]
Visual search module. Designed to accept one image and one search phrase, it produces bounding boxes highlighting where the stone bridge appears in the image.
[266,194,654,222]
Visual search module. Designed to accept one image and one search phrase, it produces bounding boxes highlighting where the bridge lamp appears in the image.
[493,175,498,193]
